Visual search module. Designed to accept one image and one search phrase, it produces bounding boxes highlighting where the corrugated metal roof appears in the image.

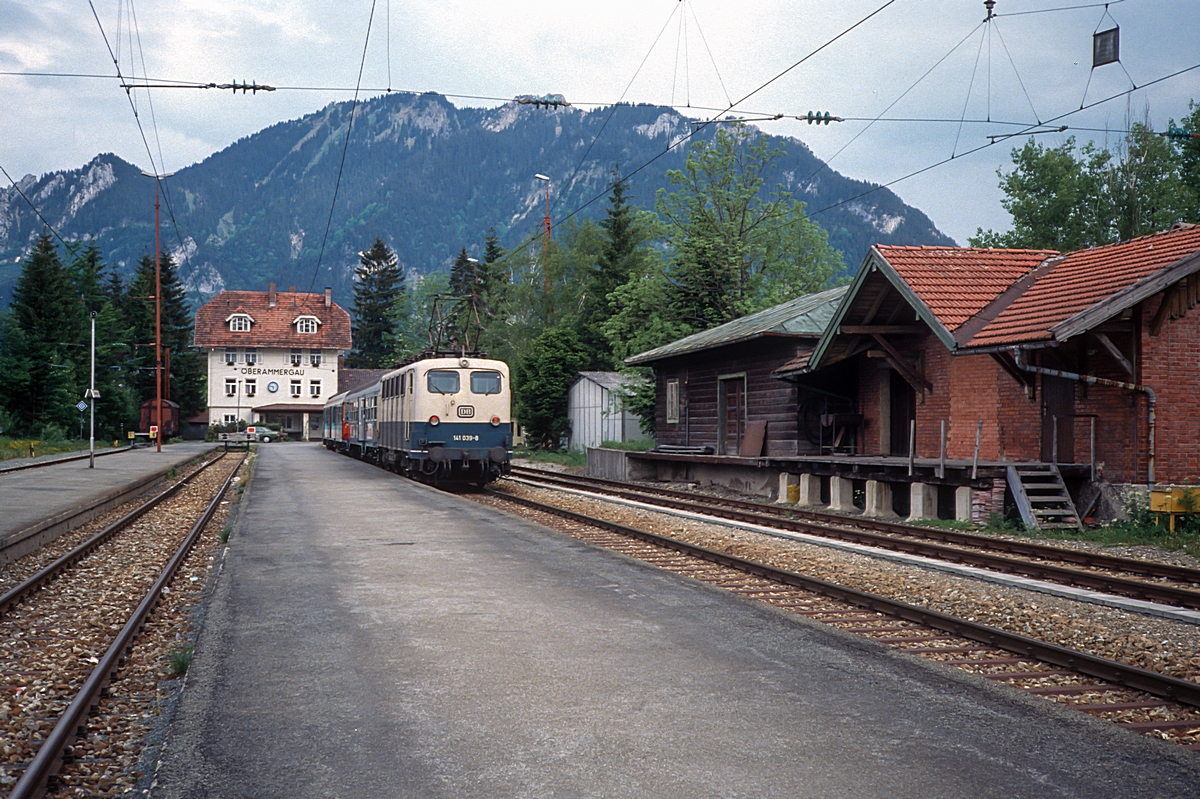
[575,371,635,392]
[625,285,849,365]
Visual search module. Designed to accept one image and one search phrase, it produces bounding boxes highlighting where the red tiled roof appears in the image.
[195,291,352,349]
[876,245,1057,332]
[969,225,1200,347]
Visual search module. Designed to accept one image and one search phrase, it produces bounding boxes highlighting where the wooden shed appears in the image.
[566,372,647,451]
[626,286,849,457]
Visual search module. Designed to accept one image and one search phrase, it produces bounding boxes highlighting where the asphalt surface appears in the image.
[0,442,218,543]
[152,444,1200,799]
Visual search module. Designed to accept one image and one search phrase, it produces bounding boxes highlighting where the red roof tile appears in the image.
[969,226,1200,347]
[875,245,1057,332]
[195,291,352,349]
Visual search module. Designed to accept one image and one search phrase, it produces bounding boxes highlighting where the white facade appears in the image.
[206,346,340,438]
[567,372,647,451]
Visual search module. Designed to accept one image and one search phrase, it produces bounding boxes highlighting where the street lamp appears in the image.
[141,169,175,452]
[86,310,100,468]
[534,173,551,289]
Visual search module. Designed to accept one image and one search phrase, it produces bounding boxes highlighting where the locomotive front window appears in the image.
[470,371,502,395]
[427,370,460,394]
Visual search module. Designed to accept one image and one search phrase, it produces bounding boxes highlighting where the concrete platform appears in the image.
[0,442,218,564]
[153,444,1200,799]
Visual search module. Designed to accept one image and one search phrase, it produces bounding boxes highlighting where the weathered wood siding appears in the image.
[653,339,818,456]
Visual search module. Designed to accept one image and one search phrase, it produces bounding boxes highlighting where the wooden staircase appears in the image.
[1007,464,1083,531]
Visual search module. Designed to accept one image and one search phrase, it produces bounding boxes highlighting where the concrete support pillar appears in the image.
[798,474,823,507]
[955,486,973,523]
[777,472,800,504]
[864,480,897,518]
[908,482,938,521]
[302,411,311,442]
[830,476,856,513]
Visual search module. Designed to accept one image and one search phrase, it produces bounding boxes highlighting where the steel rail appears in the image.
[8,452,246,799]
[0,454,225,614]
[490,489,1200,709]
[510,466,1200,587]
[0,446,131,474]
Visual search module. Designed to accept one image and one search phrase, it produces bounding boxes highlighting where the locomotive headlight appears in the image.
[429,415,440,426]
[490,416,501,427]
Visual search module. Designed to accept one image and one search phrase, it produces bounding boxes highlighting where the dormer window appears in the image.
[294,314,320,334]
[227,312,254,332]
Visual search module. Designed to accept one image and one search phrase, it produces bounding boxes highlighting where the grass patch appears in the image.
[166,466,179,479]
[1030,510,1200,558]
[167,645,194,676]
[0,437,93,461]
[599,439,656,452]
[218,525,232,543]
[513,447,587,468]
[908,518,977,531]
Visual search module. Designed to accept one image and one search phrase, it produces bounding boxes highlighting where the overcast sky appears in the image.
[1,0,1196,245]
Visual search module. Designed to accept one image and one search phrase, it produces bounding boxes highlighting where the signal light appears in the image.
[490,416,501,427]
[429,415,440,426]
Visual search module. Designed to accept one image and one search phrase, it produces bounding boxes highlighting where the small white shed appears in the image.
[566,371,647,451]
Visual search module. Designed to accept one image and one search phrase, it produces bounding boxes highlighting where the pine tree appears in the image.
[2,233,83,435]
[126,251,205,417]
[348,238,404,367]
[448,247,484,350]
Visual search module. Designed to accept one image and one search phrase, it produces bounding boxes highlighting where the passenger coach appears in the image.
[323,354,512,484]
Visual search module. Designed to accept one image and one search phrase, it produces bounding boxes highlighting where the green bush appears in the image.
[599,438,656,452]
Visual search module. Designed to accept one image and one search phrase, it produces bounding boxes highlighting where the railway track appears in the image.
[482,487,1200,751]
[508,466,1200,612]
[1,452,246,797]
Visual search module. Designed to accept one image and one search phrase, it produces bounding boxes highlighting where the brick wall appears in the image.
[1141,293,1200,484]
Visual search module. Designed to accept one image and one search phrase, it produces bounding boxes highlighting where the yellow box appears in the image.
[1150,488,1197,513]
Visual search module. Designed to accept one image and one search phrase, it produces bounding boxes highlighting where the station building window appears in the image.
[245,379,257,398]
[228,314,251,332]
[666,379,680,424]
[225,347,238,365]
[290,379,302,398]
[310,350,322,367]
[290,349,303,367]
[224,378,237,397]
[310,380,321,398]
[295,316,319,334]
[223,414,237,424]
[245,347,258,365]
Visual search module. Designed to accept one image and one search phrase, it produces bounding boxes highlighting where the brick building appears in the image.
[627,225,1200,525]
[194,285,352,440]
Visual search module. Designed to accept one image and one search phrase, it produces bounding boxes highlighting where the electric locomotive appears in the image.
[323,353,512,484]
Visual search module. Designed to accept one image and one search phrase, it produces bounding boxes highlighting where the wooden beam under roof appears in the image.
[840,325,927,335]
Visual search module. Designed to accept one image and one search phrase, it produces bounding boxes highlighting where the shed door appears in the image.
[718,376,746,456]
[1041,376,1075,463]
[889,370,916,457]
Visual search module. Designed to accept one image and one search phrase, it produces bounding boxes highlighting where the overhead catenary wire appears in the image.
[87,0,195,289]
[305,0,378,297]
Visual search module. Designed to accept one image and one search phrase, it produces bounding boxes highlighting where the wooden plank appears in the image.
[1094,332,1133,377]
[840,325,927,335]
[1149,284,1177,336]
[741,420,767,457]
[871,333,933,392]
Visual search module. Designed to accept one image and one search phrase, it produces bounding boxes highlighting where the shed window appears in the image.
[427,370,460,394]
[666,379,680,424]
[470,371,502,395]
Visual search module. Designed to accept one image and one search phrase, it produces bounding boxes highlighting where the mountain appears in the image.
[0,93,956,308]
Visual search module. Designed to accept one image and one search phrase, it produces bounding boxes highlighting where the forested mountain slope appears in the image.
[0,92,955,307]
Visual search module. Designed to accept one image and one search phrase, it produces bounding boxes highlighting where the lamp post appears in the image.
[88,311,98,468]
[534,173,551,290]
[141,170,174,452]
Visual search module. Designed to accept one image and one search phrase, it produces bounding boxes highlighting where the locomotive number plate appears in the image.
[453,434,480,442]
[457,405,475,418]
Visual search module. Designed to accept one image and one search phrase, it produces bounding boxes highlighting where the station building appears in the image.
[623,224,1200,527]
[194,285,352,440]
